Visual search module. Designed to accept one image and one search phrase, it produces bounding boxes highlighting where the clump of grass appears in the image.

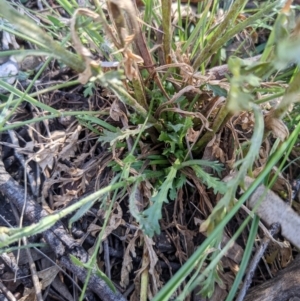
[0,0,300,300]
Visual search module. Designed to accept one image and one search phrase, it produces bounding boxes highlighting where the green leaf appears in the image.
[83,82,96,97]
[47,15,64,27]
[207,84,228,97]
[71,251,123,277]
[200,270,218,298]
[129,183,160,236]
[180,118,193,134]
[142,164,178,236]
[169,173,187,201]
[179,118,194,145]
[123,154,136,164]
[276,37,300,69]
[192,165,226,194]
[167,122,184,133]
[129,163,179,237]
[175,173,187,189]
[169,185,177,201]
[68,200,96,229]
[99,126,149,146]
[158,132,176,154]
[180,160,224,175]
[95,267,117,293]
[77,115,117,133]
[69,254,85,268]
[245,74,261,87]
[77,119,102,136]
[158,131,176,143]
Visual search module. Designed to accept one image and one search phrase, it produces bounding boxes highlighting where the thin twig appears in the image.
[23,237,44,301]
[7,130,37,197]
[236,223,280,301]
[0,281,17,301]
[103,239,111,279]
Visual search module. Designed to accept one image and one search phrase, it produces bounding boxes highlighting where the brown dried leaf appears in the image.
[107,0,145,75]
[186,128,200,143]
[87,203,123,239]
[141,180,153,199]
[53,192,77,208]
[19,287,36,301]
[222,257,240,275]
[144,236,161,294]
[221,234,244,264]
[38,266,60,289]
[73,152,90,165]
[264,113,289,141]
[87,223,101,237]
[42,178,59,199]
[240,113,254,130]
[28,130,68,171]
[278,243,292,267]
[59,126,81,160]
[210,283,228,301]
[120,230,140,288]
[144,236,158,276]
[19,266,60,301]
[212,144,225,163]
[51,276,74,300]
[122,35,144,80]
[102,203,123,240]
[110,99,127,122]
[30,146,58,171]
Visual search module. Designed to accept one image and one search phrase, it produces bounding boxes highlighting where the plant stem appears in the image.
[132,77,149,109]
[192,0,248,70]
[192,0,279,70]
[140,242,149,301]
[161,0,172,64]
[272,69,300,119]
[0,0,85,72]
